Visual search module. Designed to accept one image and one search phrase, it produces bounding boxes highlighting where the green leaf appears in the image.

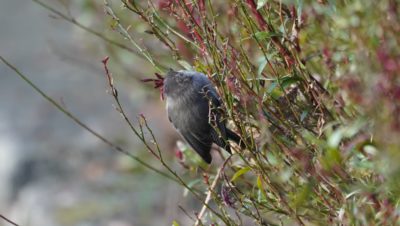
[266,152,278,165]
[231,166,251,182]
[257,58,268,77]
[267,82,283,99]
[257,175,267,200]
[257,53,277,76]
[172,220,180,226]
[257,0,268,10]
[300,110,309,122]
[292,183,312,208]
[254,31,280,41]
[328,121,365,148]
[322,148,342,169]
[183,179,201,197]
[267,81,278,94]
[297,0,304,21]
[177,60,192,70]
[279,76,301,89]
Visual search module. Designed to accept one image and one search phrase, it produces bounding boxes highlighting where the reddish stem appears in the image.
[246,0,295,67]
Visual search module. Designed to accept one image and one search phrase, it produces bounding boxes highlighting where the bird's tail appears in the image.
[226,129,247,149]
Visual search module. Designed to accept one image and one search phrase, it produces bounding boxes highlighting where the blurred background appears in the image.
[2,0,400,225]
[0,1,195,225]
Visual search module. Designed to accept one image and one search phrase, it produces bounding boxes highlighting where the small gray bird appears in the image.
[163,69,243,163]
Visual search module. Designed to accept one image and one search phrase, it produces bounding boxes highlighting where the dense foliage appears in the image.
[27,0,400,225]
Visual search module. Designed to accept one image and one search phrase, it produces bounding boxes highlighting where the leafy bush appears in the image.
[8,0,400,225]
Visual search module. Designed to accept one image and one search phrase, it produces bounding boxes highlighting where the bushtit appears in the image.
[163,69,242,163]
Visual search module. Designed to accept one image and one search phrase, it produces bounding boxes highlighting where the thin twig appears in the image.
[103,0,163,73]
[0,214,19,226]
[194,156,231,226]
[0,55,176,182]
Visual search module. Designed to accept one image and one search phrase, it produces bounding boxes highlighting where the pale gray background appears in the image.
[0,1,191,225]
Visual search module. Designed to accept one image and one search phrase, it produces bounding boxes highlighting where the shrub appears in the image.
[11,0,400,225]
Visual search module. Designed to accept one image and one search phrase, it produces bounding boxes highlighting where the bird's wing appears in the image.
[201,84,230,152]
[168,97,214,163]
[201,83,221,108]
[178,128,213,163]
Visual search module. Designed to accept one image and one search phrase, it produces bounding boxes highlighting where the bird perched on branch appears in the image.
[143,69,243,163]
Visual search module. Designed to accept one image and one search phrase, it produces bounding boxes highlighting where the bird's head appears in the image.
[142,69,209,101]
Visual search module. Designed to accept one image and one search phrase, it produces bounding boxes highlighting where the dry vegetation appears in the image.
[3,0,400,225]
